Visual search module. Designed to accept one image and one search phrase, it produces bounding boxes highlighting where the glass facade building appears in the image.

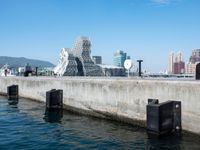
[113,50,127,67]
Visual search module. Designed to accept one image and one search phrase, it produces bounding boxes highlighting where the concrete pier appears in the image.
[0,77,199,135]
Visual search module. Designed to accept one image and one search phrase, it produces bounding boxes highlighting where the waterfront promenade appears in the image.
[0,76,199,135]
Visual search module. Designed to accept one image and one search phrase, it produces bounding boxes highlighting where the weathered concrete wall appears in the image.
[0,77,200,134]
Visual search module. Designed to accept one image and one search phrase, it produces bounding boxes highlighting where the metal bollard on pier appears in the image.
[7,85,19,100]
[44,89,63,123]
[196,63,200,80]
[146,99,181,136]
[46,89,63,110]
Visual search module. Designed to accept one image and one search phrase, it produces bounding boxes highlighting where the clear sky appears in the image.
[0,0,200,72]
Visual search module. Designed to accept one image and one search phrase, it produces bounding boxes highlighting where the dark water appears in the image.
[0,96,200,150]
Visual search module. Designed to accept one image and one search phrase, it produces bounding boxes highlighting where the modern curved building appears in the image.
[54,37,103,76]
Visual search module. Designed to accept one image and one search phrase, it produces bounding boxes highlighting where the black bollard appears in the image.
[7,85,19,100]
[45,89,63,123]
[195,63,200,80]
[46,89,63,110]
[137,60,143,77]
[36,67,38,76]
[147,99,181,136]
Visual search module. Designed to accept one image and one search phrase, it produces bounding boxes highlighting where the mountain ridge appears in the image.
[0,56,55,68]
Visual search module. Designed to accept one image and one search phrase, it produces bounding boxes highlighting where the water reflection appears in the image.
[43,109,63,123]
[146,133,181,150]
[8,99,18,106]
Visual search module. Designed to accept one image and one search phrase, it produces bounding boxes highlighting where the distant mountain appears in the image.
[0,56,55,68]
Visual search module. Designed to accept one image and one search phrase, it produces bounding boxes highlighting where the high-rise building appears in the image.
[185,49,200,74]
[113,50,127,67]
[189,49,200,63]
[176,51,183,62]
[168,51,185,74]
[168,52,175,74]
[186,62,196,74]
[173,61,185,74]
[92,56,102,64]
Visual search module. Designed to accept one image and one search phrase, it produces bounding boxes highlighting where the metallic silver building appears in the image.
[54,37,103,76]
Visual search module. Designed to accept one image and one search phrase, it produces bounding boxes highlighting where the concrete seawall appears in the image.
[0,77,200,134]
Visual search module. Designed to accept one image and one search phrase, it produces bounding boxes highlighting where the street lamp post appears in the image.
[137,60,143,77]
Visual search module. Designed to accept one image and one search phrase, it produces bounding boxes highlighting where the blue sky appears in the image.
[0,0,199,72]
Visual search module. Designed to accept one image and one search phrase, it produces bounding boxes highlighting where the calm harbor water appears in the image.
[0,96,200,150]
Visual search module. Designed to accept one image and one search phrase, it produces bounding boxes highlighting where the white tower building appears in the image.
[168,52,175,74]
